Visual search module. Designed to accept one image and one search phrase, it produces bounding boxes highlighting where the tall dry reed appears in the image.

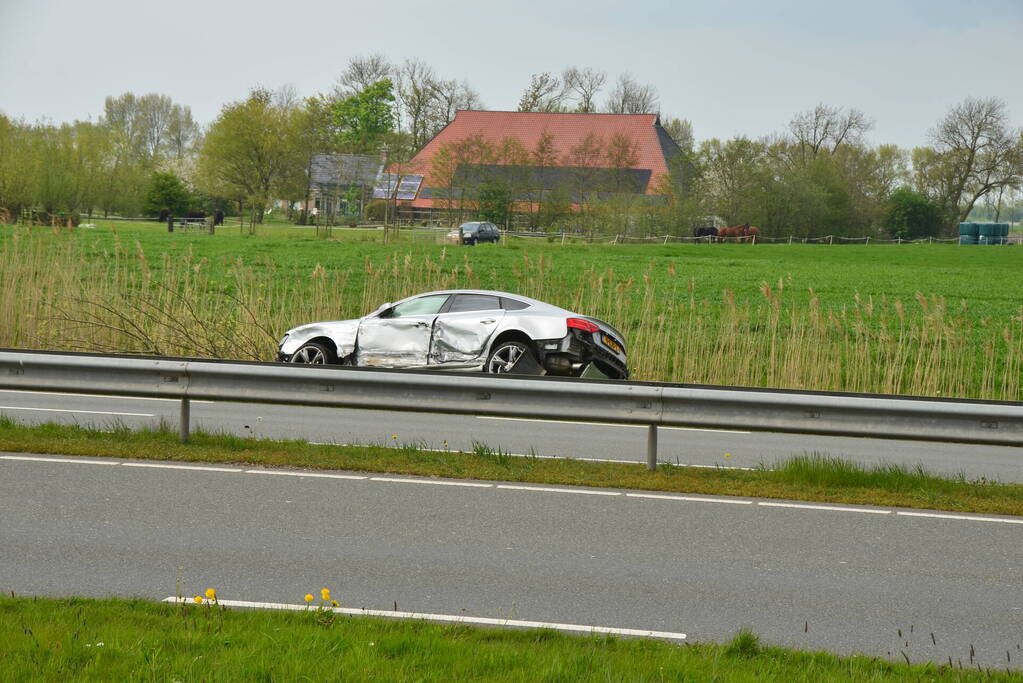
[1,227,1019,400]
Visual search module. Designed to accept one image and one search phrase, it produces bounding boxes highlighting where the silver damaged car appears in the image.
[278,289,628,379]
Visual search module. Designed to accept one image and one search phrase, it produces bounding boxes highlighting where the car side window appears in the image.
[501,297,529,311]
[446,294,501,313]
[383,295,449,318]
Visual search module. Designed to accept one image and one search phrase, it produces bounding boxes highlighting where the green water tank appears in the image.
[959,222,979,236]
[959,235,979,245]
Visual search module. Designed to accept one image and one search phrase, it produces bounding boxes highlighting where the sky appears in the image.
[1,0,1020,149]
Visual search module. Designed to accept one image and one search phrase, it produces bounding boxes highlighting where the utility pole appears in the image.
[379,143,391,227]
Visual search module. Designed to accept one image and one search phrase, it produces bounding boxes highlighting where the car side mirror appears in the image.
[375,302,393,318]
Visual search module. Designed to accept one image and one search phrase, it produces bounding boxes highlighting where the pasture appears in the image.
[1,221,1020,399]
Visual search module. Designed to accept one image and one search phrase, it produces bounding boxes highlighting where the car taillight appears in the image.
[566,317,599,333]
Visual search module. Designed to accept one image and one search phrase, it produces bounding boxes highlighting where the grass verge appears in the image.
[1,595,1014,681]
[1,417,1021,516]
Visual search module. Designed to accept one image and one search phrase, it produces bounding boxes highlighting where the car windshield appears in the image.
[460,223,479,234]
[381,294,449,318]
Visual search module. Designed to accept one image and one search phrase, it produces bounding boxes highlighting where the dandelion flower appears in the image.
[193,595,203,604]
[205,588,217,600]
[331,600,339,607]
[724,453,732,458]
[391,434,398,440]
[304,593,314,603]
[321,588,331,601]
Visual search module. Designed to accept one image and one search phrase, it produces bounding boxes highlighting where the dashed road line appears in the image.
[758,502,891,514]
[0,454,119,465]
[120,462,243,473]
[369,476,493,488]
[896,511,1023,525]
[626,492,753,505]
[5,454,1022,527]
[162,596,687,641]
[0,406,154,417]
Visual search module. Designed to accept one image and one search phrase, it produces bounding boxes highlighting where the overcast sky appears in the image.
[1,0,1019,149]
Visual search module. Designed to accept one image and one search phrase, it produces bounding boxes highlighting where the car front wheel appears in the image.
[290,342,337,365]
[485,340,532,374]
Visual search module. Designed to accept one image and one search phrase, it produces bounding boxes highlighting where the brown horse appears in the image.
[717,223,759,242]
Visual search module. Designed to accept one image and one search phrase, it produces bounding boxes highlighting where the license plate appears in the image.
[602,334,623,355]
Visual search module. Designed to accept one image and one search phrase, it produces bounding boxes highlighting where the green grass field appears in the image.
[2,221,1021,398]
[2,596,1015,681]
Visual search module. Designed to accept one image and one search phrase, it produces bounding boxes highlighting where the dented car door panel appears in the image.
[356,315,435,367]
[431,310,506,364]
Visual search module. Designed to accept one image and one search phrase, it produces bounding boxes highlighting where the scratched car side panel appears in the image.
[356,315,434,367]
[431,310,506,363]
[279,321,359,359]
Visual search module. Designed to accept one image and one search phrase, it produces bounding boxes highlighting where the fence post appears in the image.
[646,424,658,471]
[829,235,834,245]
[167,216,173,232]
[180,397,190,443]
[866,236,870,245]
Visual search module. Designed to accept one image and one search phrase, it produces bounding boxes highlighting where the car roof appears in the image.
[393,289,562,312]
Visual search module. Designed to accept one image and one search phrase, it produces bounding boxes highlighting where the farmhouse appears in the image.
[383,110,684,223]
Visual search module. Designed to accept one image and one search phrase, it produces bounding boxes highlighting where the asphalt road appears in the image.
[2,453,1021,668]
[1,389,1023,481]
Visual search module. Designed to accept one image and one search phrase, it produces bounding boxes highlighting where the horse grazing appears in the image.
[694,226,718,239]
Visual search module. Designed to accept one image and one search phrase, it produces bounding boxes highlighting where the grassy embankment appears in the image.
[2,222,1021,399]
[2,595,1017,681]
[3,418,1021,516]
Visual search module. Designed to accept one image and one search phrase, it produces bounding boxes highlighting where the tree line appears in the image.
[0,53,1019,237]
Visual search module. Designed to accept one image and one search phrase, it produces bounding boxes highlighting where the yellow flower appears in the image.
[724,453,732,458]
[304,593,314,603]
[193,595,203,604]
[321,588,331,601]
[391,434,398,440]
[205,588,217,600]
[330,600,339,607]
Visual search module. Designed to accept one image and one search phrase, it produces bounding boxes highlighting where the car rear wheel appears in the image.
[486,340,532,374]
[290,342,337,365]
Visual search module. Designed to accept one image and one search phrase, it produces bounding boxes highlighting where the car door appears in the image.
[430,294,506,364]
[355,294,449,367]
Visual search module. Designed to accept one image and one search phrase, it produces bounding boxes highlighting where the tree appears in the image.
[789,103,873,162]
[562,67,606,113]
[884,187,942,239]
[196,88,306,230]
[517,72,565,112]
[143,171,191,216]
[605,74,658,114]
[395,59,440,150]
[428,79,482,137]
[332,79,396,154]
[332,54,393,99]
[530,129,559,227]
[661,117,694,151]
[920,97,1022,230]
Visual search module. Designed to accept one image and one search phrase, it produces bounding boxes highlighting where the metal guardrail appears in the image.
[2,349,1023,470]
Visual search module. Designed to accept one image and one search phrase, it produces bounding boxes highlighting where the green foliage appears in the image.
[332,79,396,153]
[143,171,191,216]
[477,179,511,225]
[885,187,943,239]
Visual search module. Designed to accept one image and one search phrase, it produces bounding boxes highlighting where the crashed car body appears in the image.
[277,289,628,379]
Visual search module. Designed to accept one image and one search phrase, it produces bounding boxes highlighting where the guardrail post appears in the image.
[646,424,657,471]
[180,397,190,443]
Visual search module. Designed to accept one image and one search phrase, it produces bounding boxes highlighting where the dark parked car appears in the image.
[447,221,500,245]
[278,289,629,379]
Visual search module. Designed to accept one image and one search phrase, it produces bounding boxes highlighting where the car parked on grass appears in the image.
[446,221,501,245]
[278,289,628,379]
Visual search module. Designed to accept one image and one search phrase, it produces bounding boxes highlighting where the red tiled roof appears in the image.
[395,110,675,208]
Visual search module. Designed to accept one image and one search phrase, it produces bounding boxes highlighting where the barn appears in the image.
[380,110,684,224]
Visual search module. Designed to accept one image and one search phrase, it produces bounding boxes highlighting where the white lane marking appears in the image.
[626,492,753,505]
[0,406,154,417]
[6,456,1022,527]
[476,416,750,434]
[161,597,686,641]
[0,455,119,465]
[0,389,214,403]
[246,470,367,480]
[896,511,1023,525]
[120,462,242,473]
[758,502,891,514]
[370,477,493,488]
[497,484,620,496]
